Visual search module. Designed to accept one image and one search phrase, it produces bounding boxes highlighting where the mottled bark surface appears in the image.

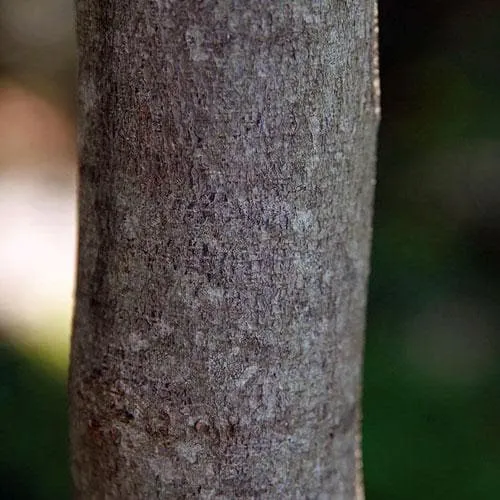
[70,1,379,498]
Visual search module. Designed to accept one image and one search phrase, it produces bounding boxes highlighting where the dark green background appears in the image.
[1,1,500,498]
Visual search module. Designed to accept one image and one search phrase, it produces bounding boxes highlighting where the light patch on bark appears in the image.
[185,25,210,62]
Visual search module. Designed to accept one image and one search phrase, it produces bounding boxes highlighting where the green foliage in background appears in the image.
[363,2,500,498]
[0,344,70,499]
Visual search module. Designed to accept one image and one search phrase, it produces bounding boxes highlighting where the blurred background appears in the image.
[0,1,499,498]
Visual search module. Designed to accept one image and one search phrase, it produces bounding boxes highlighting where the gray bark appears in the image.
[69,1,379,498]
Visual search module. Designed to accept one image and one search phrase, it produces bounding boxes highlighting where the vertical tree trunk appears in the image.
[70,1,379,498]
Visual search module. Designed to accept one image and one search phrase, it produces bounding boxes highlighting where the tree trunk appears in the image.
[69,1,379,498]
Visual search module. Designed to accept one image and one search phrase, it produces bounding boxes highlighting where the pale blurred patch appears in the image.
[0,84,75,167]
[404,297,497,386]
[0,82,77,371]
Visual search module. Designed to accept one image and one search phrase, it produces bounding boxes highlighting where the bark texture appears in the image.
[70,1,379,498]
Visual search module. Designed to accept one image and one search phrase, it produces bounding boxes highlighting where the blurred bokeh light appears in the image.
[0,1,499,499]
